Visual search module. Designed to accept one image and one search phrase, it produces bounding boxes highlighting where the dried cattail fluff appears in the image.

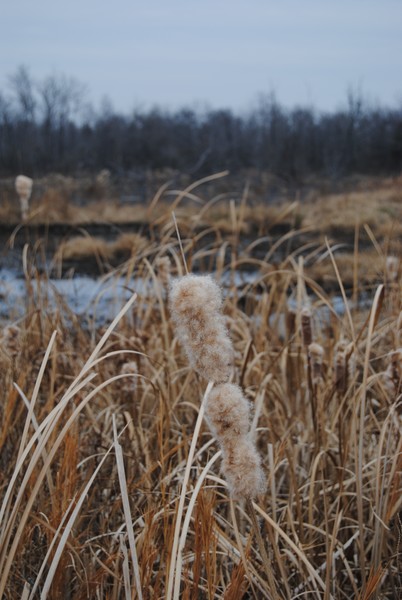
[221,435,266,500]
[285,307,297,340]
[205,383,250,443]
[0,324,21,360]
[397,311,402,347]
[334,339,355,394]
[170,275,234,383]
[15,175,33,221]
[205,383,266,500]
[120,361,138,393]
[381,348,402,396]
[308,342,324,383]
[301,307,313,347]
[385,256,400,283]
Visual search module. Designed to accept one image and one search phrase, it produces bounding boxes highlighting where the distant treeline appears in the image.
[1,66,402,180]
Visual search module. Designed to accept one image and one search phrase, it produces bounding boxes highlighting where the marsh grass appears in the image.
[0,179,401,599]
[1,172,401,241]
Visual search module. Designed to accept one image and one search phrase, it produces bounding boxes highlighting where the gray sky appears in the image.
[1,0,401,114]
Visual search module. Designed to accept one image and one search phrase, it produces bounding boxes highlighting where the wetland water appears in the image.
[0,222,371,326]
[0,265,371,338]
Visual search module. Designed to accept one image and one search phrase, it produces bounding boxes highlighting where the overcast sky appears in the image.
[1,0,401,114]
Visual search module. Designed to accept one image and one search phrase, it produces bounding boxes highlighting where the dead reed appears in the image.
[0,179,401,599]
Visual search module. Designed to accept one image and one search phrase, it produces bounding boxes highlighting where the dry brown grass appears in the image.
[55,232,149,262]
[1,172,401,242]
[0,178,401,599]
[307,250,387,288]
[304,185,402,237]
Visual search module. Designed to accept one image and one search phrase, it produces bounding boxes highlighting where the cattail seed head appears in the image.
[334,340,347,393]
[221,436,266,500]
[204,383,266,500]
[169,275,234,383]
[389,348,402,375]
[285,307,297,340]
[205,383,250,443]
[382,348,402,396]
[301,307,313,347]
[385,256,400,283]
[120,361,138,393]
[308,342,324,383]
[0,324,21,360]
[334,339,354,394]
[15,175,33,221]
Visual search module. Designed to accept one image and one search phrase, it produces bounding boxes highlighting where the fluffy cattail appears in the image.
[169,276,265,500]
[15,175,33,221]
[205,383,250,442]
[301,307,313,347]
[120,361,138,393]
[334,339,355,394]
[170,275,234,383]
[385,256,400,283]
[221,435,266,500]
[382,348,402,396]
[308,342,324,384]
[285,307,297,340]
[0,324,21,360]
[205,383,266,500]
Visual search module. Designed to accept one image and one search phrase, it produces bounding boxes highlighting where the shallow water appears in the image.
[0,269,258,322]
[0,266,371,330]
[0,269,138,324]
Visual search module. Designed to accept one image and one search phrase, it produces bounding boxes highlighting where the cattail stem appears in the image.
[172,211,189,275]
[246,498,279,599]
[169,272,267,592]
[166,381,214,600]
[173,449,221,600]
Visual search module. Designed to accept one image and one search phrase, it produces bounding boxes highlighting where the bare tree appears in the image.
[1,66,402,179]
[37,73,87,169]
[8,65,36,121]
[39,73,86,128]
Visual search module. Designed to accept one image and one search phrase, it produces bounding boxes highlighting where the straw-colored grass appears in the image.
[55,232,149,263]
[1,172,401,241]
[0,177,401,599]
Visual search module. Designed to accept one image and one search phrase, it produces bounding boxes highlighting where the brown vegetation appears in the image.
[0,175,401,598]
[0,171,401,238]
